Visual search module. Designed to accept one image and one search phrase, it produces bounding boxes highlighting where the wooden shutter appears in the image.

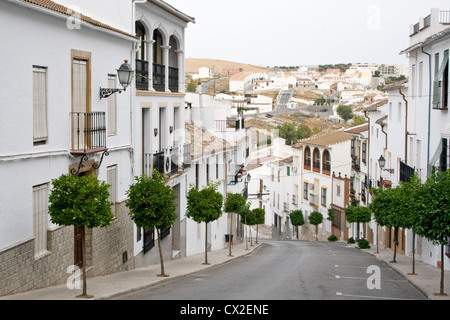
[107,75,117,135]
[33,67,48,143]
[33,183,48,257]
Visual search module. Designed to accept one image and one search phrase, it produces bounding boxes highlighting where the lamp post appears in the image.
[100,60,134,99]
[378,155,394,174]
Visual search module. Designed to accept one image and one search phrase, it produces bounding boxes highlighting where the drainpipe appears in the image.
[421,46,432,177]
[398,87,408,164]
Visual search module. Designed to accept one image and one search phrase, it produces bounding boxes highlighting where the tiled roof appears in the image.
[296,130,352,148]
[185,124,231,160]
[345,124,369,134]
[21,0,138,39]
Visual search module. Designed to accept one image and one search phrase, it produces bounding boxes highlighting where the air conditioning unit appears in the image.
[164,152,171,175]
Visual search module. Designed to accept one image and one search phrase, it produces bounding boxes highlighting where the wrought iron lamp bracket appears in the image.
[99,88,124,99]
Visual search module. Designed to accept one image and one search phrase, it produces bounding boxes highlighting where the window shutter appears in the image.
[33,184,48,257]
[107,75,117,135]
[107,165,117,217]
[33,67,48,143]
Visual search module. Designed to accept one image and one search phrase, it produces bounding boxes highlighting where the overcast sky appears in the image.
[167,0,449,67]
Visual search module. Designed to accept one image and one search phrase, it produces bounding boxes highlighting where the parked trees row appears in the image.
[48,172,266,298]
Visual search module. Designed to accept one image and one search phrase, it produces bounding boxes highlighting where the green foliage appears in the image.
[252,208,265,225]
[186,180,224,224]
[186,78,198,93]
[277,122,313,145]
[356,238,370,249]
[224,193,246,214]
[345,206,371,224]
[413,170,450,246]
[126,170,177,230]
[48,174,113,228]
[347,237,355,244]
[336,105,353,122]
[352,115,366,126]
[328,234,338,242]
[308,211,323,226]
[290,210,305,226]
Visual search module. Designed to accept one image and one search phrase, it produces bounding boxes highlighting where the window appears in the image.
[107,165,117,218]
[398,102,402,122]
[303,182,308,200]
[323,150,331,172]
[107,74,117,136]
[304,147,311,168]
[433,50,449,109]
[389,102,392,120]
[33,66,48,145]
[362,143,367,163]
[411,64,416,99]
[313,148,321,170]
[33,183,49,257]
[336,185,341,197]
[419,62,423,98]
[321,187,327,206]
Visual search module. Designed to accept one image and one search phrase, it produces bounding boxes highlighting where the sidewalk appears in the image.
[364,246,450,300]
[0,240,262,300]
[1,239,449,300]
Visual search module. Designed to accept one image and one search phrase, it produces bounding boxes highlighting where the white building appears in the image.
[0,0,138,296]
[132,0,195,268]
[373,8,450,270]
[287,131,353,241]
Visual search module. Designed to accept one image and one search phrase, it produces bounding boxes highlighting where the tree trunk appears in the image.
[315,225,318,241]
[408,232,417,275]
[157,229,168,277]
[228,214,233,257]
[203,223,209,265]
[437,244,447,296]
[256,224,259,244]
[76,226,92,298]
[391,227,398,263]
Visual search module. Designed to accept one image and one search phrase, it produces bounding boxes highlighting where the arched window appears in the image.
[313,148,321,170]
[323,150,331,174]
[304,147,311,169]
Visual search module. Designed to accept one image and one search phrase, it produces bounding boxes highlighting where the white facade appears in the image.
[0,0,138,295]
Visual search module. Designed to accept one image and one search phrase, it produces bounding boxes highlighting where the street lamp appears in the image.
[100,60,134,99]
[378,155,394,174]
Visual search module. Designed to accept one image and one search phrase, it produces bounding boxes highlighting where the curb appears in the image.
[96,242,264,300]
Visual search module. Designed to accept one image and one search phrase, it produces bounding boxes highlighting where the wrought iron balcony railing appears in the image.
[143,145,191,177]
[71,112,106,154]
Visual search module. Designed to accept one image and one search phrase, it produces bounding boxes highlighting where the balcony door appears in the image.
[71,50,91,152]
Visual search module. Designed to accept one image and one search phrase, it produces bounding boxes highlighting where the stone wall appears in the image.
[0,200,134,297]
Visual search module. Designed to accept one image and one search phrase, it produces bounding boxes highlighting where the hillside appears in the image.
[185,58,270,75]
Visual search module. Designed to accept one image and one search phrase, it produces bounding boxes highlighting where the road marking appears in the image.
[336,292,416,300]
[334,275,407,282]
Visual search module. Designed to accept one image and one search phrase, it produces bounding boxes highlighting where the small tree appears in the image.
[186,78,198,93]
[413,170,450,296]
[186,180,224,265]
[126,170,177,277]
[290,209,305,239]
[238,202,253,250]
[308,211,323,241]
[48,174,113,298]
[224,193,246,256]
[252,208,265,244]
[336,105,353,122]
[345,206,371,240]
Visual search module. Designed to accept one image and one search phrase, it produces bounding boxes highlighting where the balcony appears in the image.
[143,145,190,177]
[71,112,106,155]
[215,118,244,132]
[227,164,245,185]
[135,60,179,93]
[309,193,319,207]
[283,202,289,213]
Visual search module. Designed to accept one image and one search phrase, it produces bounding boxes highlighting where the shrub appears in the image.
[347,237,355,244]
[328,235,338,242]
[356,238,371,249]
